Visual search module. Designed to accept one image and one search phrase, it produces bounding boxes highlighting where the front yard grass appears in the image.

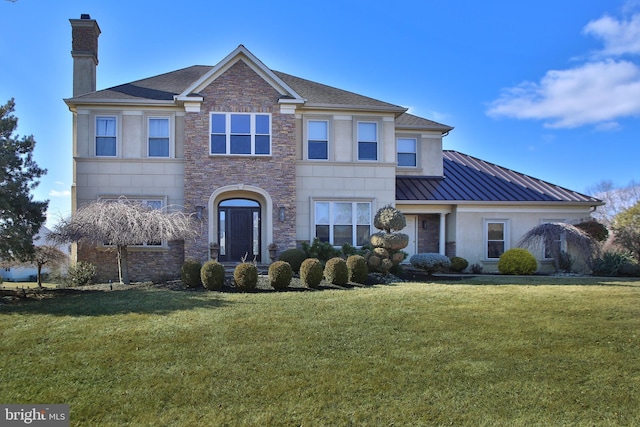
[1,277,639,426]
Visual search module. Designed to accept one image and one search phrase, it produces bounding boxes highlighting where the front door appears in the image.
[219,199,261,262]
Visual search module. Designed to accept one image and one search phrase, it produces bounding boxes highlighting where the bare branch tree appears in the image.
[0,245,68,288]
[518,222,594,272]
[48,198,199,284]
[587,180,640,225]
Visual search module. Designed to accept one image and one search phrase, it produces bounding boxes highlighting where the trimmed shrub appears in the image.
[470,262,484,274]
[201,261,225,291]
[449,256,469,273]
[346,255,368,284]
[374,204,406,232]
[67,261,97,286]
[498,248,537,275]
[300,258,323,288]
[278,248,307,273]
[234,262,258,292]
[181,259,202,288]
[268,261,293,290]
[324,257,349,286]
[409,253,451,275]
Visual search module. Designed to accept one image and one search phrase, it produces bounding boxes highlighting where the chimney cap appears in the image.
[80,14,91,19]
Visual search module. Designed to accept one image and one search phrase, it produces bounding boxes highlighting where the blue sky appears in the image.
[2,0,640,227]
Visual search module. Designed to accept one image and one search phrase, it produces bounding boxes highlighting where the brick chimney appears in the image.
[70,14,101,97]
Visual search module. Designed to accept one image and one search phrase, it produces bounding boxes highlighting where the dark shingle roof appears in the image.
[71,66,213,101]
[395,112,453,132]
[274,71,406,112]
[396,150,602,204]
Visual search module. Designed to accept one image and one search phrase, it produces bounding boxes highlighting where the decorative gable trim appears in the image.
[179,45,306,107]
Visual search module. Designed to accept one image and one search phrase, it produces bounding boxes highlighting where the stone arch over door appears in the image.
[208,184,273,262]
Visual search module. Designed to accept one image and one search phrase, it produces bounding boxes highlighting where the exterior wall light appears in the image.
[279,206,286,222]
[195,205,204,220]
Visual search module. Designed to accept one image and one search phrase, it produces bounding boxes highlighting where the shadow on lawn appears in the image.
[0,288,228,317]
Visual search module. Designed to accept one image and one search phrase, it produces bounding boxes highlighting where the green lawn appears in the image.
[1,277,639,426]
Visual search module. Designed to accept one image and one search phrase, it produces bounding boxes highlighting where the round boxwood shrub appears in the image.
[449,256,469,273]
[409,253,451,275]
[324,257,348,286]
[300,258,323,288]
[346,255,368,284]
[201,260,226,291]
[234,263,258,292]
[181,259,202,288]
[278,248,307,273]
[66,261,97,286]
[268,260,293,290]
[498,248,538,275]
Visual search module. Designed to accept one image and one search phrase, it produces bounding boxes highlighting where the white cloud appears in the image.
[584,13,640,56]
[487,60,640,128]
[487,9,640,129]
[49,189,71,197]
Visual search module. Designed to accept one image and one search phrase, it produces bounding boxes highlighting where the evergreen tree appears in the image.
[0,98,48,260]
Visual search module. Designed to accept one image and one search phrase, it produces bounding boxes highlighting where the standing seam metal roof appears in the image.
[396,150,602,204]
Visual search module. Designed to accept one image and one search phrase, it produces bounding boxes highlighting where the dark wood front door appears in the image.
[219,200,261,262]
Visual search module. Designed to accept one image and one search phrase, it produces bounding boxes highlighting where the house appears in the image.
[0,226,69,282]
[64,15,602,282]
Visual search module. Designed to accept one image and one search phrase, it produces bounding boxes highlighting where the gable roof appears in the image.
[396,150,603,205]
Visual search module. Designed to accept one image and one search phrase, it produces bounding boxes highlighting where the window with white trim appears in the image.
[148,117,170,157]
[315,201,371,246]
[397,137,417,167]
[542,220,567,259]
[357,122,377,161]
[307,120,328,160]
[210,113,271,155]
[96,116,116,157]
[485,220,509,259]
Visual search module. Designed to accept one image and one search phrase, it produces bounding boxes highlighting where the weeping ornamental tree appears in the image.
[48,199,199,284]
[518,222,594,272]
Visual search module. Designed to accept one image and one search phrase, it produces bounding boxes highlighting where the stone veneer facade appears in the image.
[183,61,297,262]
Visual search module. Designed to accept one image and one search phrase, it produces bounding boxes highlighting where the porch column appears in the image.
[439,213,446,255]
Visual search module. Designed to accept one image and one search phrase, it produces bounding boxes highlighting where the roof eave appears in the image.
[301,103,407,114]
[64,97,178,108]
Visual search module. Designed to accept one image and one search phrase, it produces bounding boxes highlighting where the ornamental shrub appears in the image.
[575,219,609,242]
[278,248,307,273]
[449,256,469,273]
[66,261,97,286]
[300,258,323,288]
[201,260,225,291]
[409,253,451,275]
[346,254,368,284]
[497,248,537,275]
[324,257,349,286]
[181,259,202,288]
[233,262,258,292]
[268,260,293,290]
[374,204,406,232]
[592,251,635,276]
[301,238,340,262]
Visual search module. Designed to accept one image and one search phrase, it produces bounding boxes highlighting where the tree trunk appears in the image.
[117,245,130,285]
[37,264,43,288]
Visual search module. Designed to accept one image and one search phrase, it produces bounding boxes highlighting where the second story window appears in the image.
[397,138,417,167]
[148,118,170,157]
[308,120,328,160]
[357,122,377,161]
[210,113,271,156]
[96,116,116,157]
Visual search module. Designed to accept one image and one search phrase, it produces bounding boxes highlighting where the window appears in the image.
[315,201,371,246]
[397,138,417,167]
[96,116,116,156]
[542,220,567,259]
[210,113,271,155]
[486,220,508,259]
[148,118,170,157]
[358,122,377,161]
[308,120,328,160]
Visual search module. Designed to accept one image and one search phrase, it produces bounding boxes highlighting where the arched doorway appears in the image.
[218,199,261,262]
